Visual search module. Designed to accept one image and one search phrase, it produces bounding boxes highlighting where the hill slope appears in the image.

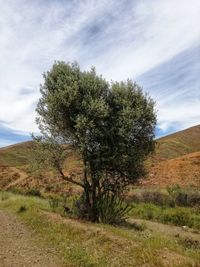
[154,125,200,161]
[0,125,200,190]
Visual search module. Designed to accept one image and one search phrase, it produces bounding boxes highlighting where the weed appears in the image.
[26,188,41,197]
[18,205,27,213]
[48,197,60,212]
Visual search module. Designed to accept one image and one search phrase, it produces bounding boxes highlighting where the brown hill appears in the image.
[0,125,200,191]
[141,151,200,188]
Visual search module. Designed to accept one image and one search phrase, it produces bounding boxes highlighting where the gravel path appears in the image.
[0,210,64,267]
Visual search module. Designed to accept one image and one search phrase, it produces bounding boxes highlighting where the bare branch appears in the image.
[58,168,84,188]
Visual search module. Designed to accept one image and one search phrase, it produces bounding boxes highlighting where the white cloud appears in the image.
[0,0,199,140]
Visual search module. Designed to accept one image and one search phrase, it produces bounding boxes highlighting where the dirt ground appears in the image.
[0,210,65,267]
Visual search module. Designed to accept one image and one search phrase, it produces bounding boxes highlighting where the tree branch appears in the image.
[58,169,84,188]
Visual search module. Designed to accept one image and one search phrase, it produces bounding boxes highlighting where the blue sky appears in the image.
[0,0,200,147]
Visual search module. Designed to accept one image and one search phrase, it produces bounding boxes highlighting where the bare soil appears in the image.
[0,210,64,267]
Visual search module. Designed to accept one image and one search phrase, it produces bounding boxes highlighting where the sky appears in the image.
[0,0,200,147]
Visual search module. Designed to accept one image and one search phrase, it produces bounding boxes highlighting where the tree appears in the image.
[35,61,156,222]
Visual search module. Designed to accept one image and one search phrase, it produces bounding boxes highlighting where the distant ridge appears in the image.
[154,125,200,161]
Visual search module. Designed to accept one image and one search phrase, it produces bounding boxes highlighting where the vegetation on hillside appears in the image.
[154,125,200,161]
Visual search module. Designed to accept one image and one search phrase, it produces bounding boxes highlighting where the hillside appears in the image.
[0,141,82,194]
[0,125,200,190]
[154,125,200,161]
[142,151,200,187]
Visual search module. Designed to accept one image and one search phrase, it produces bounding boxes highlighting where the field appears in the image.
[1,191,200,267]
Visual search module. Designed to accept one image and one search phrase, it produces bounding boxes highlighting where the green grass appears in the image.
[129,203,200,230]
[0,141,34,166]
[155,125,200,160]
[0,192,200,266]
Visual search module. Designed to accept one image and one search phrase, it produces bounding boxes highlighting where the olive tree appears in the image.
[35,61,156,222]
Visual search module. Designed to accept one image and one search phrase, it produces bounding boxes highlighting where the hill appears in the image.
[140,125,200,187]
[154,125,200,161]
[142,151,200,187]
[0,125,200,190]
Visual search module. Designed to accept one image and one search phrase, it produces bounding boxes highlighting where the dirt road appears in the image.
[0,210,64,267]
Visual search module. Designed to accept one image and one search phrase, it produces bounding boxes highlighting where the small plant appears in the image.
[18,205,27,213]
[26,188,41,197]
[73,194,90,220]
[160,208,192,227]
[167,184,181,207]
[130,222,147,231]
[9,187,22,194]
[97,193,132,225]
[49,197,60,212]
[178,237,200,250]
[0,192,9,201]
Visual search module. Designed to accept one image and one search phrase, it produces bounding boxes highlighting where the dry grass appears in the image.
[1,192,200,266]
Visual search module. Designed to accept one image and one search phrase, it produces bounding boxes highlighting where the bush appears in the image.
[8,187,22,194]
[175,192,188,206]
[128,190,169,206]
[130,203,161,221]
[97,194,132,225]
[73,194,90,220]
[18,205,27,213]
[142,191,168,206]
[159,208,192,227]
[187,192,200,207]
[26,188,41,197]
[48,197,60,212]
[0,192,9,201]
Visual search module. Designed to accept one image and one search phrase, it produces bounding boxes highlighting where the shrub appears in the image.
[131,222,147,231]
[26,188,41,197]
[141,191,168,206]
[18,205,27,213]
[48,197,60,212]
[9,187,22,194]
[166,184,181,206]
[0,192,9,201]
[178,237,200,250]
[130,203,161,221]
[175,192,188,206]
[187,192,200,207]
[45,184,54,192]
[159,208,192,227]
[97,194,132,225]
[73,194,90,220]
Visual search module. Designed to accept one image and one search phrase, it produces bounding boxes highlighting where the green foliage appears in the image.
[130,203,200,230]
[0,191,10,201]
[8,187,22,194]
[130,187,200,208]
[97,194,132,225]
[35,61,156,222]
[30,135,68,175]
[159,208,192,227]
[1,193,200,266]
[73,194,90,220]
[25,188,41,197]
[48,197,60,212]
[167,184,182,206]
[18,205,27,213]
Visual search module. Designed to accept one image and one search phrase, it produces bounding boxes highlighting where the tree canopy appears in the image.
[35,61,156,222]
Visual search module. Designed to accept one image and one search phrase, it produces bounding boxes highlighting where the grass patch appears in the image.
[130,203,200,230]
[0,192,200,266]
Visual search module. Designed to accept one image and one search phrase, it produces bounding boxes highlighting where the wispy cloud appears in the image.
[0,0,199,145]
